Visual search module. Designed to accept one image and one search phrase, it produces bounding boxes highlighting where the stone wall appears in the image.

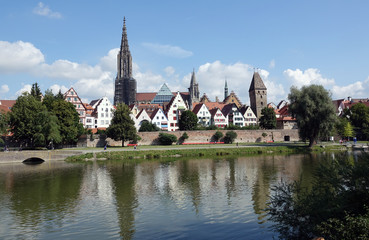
[79,129,300,147]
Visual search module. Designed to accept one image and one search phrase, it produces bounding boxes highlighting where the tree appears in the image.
[346,103,369,140]
[213,130,223,142]
[267,153,369,239]
[49,99,84,144]
[342,121,354,140]
[9,94,60,148]
[259,107,276,129]
[30,82,42,101]
[139,120,159,132]
[178,110,198,130]
[106,103,137,147]
[224,131,237,144]
[158,133,177,145]
[288,85,336,148]
[0,110,8,145]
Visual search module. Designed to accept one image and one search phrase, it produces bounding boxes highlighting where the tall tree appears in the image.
[178,110,198,130]
[9,94,60,147]
[346,103,369,140]
[259,107,276,129]
[50,99,84,144]
[0,110,8,145]
[30,82,42,101]
[288,85,336,148]
[106,103,137,147]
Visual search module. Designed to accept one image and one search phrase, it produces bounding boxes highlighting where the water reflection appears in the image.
[0,154,323,239]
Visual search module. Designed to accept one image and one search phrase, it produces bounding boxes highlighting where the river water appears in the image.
[0,153,324,239]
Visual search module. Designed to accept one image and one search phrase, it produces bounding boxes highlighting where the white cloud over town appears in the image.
[283,68,335,88]
[142,42,193,58]
[33,2,62,19]
[0,85,9,94]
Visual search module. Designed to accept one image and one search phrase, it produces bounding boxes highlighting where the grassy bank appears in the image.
[65,143,347,162]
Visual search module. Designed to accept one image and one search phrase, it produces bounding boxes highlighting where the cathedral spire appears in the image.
[188,68,199,109]
[224,78,229,100]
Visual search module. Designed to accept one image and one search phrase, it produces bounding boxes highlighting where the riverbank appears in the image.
[65,142,348,162]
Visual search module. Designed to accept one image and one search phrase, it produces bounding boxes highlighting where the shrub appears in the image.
[158,133,177,145]
[213,130,224,142]
[224,131,237,144]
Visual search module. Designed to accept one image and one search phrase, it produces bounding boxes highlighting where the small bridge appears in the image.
[0,150,84,164]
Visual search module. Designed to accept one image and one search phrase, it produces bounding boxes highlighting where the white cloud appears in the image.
[164,66,175,76]
[283,68,335,88]
[331,78,369,99]
[0,85,9,94]
[133,63,166,92]
[269,59,275,69]
[142,42,193,58]
[99,48,119,72]
[33,2,62,19]
[0,41,44,73]
[15,84,32,96]
[49,84,68,95]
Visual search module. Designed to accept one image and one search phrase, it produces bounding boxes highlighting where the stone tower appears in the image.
[188,69,199,109]
[114,17,137,106]
[249,72,267,119]
[224,78,229,100]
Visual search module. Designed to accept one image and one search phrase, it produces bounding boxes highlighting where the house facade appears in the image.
[150,108,168,131]
[166,92,188,131]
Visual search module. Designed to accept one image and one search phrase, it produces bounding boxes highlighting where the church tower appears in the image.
[224,78,229,100]
[114,17,137,106]
[188,69,199,109]
[249,71,267,120]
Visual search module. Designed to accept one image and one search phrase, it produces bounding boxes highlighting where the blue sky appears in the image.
[1,0,368,105]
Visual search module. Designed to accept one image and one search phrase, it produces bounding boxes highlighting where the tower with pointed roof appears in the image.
[224,79,229,100]
[249,71,267,120]
[188,69,199,109]
[114,17,137,106]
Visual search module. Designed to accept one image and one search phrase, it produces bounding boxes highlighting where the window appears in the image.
[156,116,159,120]
[101,120,104,125]
[162,116,164,120]
[173,117,177,120]
[173,110,176,114]
[105,120,109,125]
[170,123,174,127]
[71,91,74,95]
[105,108,108,112]
[68,97,71,101]
[101,113,104,117]
[74,97,77,101]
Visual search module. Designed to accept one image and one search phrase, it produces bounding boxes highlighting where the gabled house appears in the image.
[150,108,168,131]
[192,103,211,127]
[240,105,257,126]
[83,103,95,129]
[223,91,242,108]
[209,108,227,128]
[166,92,188,131]
[90,97,114,128]
[64,87,86,125]
[275,104,297,129]
[222,103,244,127]
[135,109,150,130]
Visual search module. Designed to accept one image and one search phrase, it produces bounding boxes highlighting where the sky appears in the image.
[1,0,369,105]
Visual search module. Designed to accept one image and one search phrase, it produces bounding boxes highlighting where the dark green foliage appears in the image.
[96,129,106,135]
[259,107,276,129]
[213,130,223,142]
[181,132,189,140]
[267,153,369,240]
[178,110,198,130]
[345,103,369,140]
[30,82,42,101]
[225,123,242,130]
[242,125,259,130]
[262,132,268,138]
[0,110,8,136]
[158,133,177,145]
[288,85,336,147]
[224,131,237,144]
[139,120,159,132]
[106,103,137,147]
[9,94,61,147]
[206,125,218,130]
[49,99,84,144]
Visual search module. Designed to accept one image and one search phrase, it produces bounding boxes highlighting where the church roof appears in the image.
[152,83,174,104]
[249,72,267,92]
[136,92,157,102]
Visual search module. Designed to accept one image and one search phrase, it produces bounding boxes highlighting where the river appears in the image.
[0,153,325,239]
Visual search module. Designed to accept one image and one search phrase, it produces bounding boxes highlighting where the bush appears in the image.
[139,120,159,132]
[213,130,223,142]
[224,131,237,144]
[158,133,177,145]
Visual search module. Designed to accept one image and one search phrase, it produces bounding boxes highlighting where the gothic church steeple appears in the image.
[188,69,199,109]
[224,78,229,100]
[114,17,137,106]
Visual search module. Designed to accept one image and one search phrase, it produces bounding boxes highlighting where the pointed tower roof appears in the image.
[152,83,174,104]
[249,72,267,92]
[120,17,130,53]
[190,68,197,86]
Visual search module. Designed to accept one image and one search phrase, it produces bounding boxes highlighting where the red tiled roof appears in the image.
[136,92,157,102]
[192,101,226,111]
[0,100,16,113]
[192,103,204,114]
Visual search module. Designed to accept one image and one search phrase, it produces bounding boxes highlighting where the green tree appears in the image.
[342,121,354,140]
[346,103,369,140]
[106,103,137,147]
[158,133,177,145]
[288,85,336,148]
[224,131,237,144]
[9,94,60,147]
[213,130,223,142]
[267,153,369,240]
[50,99,84,144]
[139,120,159,132]
[259,107,276,129]
[178,110,198,130]
[0,110,8,145]
[30,82,42,101]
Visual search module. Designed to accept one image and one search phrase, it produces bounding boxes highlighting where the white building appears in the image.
[210,108,227,128]
[150,108,168,131]
[192,103,211,127]
[135,109,151,130]
[90,97,114,128]
[166,92,188,131]
[222,103,244,127]
[240,106,258,126]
